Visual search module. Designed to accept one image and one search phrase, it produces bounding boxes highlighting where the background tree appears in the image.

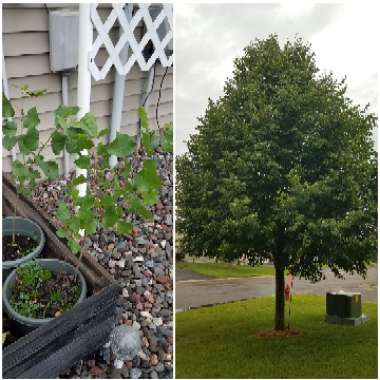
[176,35,377,330]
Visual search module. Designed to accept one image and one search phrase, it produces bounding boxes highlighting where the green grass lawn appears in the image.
[176,295,377,378]
[177,261,274,278]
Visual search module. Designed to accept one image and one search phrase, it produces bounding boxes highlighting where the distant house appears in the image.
[2,3,173,173]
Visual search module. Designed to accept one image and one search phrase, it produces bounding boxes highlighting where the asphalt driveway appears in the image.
[176,265,377,310]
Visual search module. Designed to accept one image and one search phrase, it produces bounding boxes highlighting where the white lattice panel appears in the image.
[89,3,173,81]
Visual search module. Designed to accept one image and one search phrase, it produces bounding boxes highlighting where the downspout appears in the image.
[61,72,71,176]
[77,4,92,197]
[137,65,155,150]
[109,3,133,169]
[2,54,16,162]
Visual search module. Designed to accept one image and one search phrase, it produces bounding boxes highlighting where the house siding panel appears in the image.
[2,4,173,174]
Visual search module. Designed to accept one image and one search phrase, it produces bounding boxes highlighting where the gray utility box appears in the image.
[325,291,368,326]
[49,9,79,72]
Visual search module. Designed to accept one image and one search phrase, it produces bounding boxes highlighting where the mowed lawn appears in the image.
[177,262,274,278]
[176,295,377,378]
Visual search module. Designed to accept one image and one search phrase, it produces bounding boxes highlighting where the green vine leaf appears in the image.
[162,123,173,153]
[97,128,109,138]
[3,120,18,150]
[117,221,133,235]
[79,113,98,138]
[104,206,121,228]
[68,240,80,255]
[54,105,79,129]
[51,130,66,155]
[74,155,91,169]
[21,85,47,97]
[106,132,135,157]
[135,159,161,194]
[3,135,17,151]
[18,127,39,154]
[141,189,159,205]
[23,107,39,130]
[12,160,30,181]
[56,228,67,239]
[2,95,15,118]
[71,175,87,186]
[39,160,59,180]
[56,202,71,223]
[142,131,155,156]
[138,107,149,131]
[130,196,153,220]
[65,128,94,154]
[3,120,17,137]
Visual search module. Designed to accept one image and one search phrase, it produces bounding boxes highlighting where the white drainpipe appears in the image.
[2,54,16,162]
[61,72,71,176]
[137,65,155,149]
[109,4,133,169]
[77,4,92,197]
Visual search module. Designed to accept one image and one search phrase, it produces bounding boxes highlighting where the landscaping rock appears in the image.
[130,367,142,379]
[32,151,173,379]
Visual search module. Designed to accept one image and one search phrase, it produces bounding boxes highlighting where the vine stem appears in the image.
[36,134,53,157]
[12,197,17,244]
[74,242,85,282]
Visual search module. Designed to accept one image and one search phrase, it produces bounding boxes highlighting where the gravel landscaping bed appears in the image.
[31,150,173,379]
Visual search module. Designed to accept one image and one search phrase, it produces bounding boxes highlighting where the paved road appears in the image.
[176,266,377,310]
[176,268,210,281]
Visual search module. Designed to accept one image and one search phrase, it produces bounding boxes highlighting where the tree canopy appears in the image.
[176,35,377,328]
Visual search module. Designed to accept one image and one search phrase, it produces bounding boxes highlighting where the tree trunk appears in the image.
[274,263,285,330]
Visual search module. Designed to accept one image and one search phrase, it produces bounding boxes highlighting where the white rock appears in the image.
[140,311,153,320]
[153,317,163,327]
[133,256,144,263]
[122,288,129,298]
[132,321,141,330]
[116,259,126,268]
[138,350,148,360]
[160,240,166,249]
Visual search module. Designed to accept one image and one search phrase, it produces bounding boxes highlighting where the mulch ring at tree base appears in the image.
[3,234,38,261]
[255,328,304,338]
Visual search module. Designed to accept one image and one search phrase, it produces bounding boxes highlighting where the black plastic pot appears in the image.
[2,217,45,280]
[3,259,87,332]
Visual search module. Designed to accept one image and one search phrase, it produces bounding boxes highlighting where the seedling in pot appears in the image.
[2,91,61,261]
[10,261,80,319]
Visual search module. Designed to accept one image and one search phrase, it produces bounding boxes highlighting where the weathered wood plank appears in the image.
[3,284,120,379]
[20,317,115,379]
[2,174,114,290]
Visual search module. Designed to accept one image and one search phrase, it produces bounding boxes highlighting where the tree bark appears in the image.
[274,263,285,330]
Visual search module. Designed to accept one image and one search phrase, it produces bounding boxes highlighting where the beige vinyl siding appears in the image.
[2,4,173,173]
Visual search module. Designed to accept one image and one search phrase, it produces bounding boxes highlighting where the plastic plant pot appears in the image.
[2,217,46,280]
[3,259,87,331]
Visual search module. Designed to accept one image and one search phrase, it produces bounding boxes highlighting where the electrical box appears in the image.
[49,9,79,72]
[325,291,368,326]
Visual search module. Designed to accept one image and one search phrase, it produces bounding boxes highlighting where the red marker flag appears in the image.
[285,272,293,302]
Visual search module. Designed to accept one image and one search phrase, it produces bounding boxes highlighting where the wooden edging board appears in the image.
[2,174,115,291]
[3,283,121,379]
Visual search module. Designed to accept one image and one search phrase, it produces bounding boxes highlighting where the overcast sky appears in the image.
[175,2,379,155]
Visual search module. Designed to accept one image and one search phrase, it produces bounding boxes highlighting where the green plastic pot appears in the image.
[3,259,87,331]
[2,217,45,280]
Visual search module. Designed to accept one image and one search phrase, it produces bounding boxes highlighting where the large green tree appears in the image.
[176,35,377,330]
